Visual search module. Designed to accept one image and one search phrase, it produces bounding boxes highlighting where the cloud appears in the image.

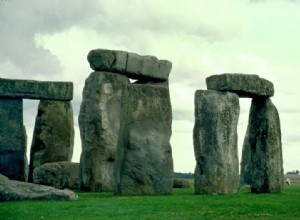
[1,0,300,172]
[0,0,104,79]
[249,0,300,3]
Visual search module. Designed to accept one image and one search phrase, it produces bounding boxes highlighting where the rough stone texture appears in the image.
[240,135,252,186]
[33,162,80,190]
[0,98,28,181]
[0,78,73,100]
[87,49,127,73]
[193,90,240,195]
[0,173,9,181]
[173,179,191,188]
[0,174,78,201]
[241,98,284,193]
[28,100,74,182]
[79,71,129,192]
[114,83,173,195]
[206,74,274,97]
[87,49,172,81]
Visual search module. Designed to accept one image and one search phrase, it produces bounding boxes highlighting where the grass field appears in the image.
[1,184,300,220]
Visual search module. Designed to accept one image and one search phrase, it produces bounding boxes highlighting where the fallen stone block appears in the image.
[0,174,78,201]
[28,100,74,182]
[33,162,80,190]
[173,179,191,188]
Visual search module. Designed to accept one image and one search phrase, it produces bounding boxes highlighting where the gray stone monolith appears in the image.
[114,83,173,195]
[206,74,274,97]
[33,162,80,190]
[0,98,28,181]
[193,90,240,195]
[28,100,74,182]
[79,71,129,192]
[241,97,284,193]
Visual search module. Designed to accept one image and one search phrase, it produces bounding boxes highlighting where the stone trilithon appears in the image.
[79,49,174,194]
[194,73,283,194]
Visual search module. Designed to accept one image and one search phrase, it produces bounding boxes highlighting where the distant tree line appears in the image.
[287,170,299,175]
[174,172,194,179]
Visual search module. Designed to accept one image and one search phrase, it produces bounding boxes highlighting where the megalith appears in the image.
[0,98,28,181]
[115,82,173,195]
[193,90,240,194]
[81,49,174,194]
[79,71,129,191]
[241,98,283,193]
[28,100,74,182]
[0,174,78,201]
[0,78,73,100]
[206,73,283,194]
[206,73,274,97]
[87,49,172,81]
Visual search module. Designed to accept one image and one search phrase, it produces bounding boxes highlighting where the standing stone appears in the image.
[193,90,240,195]
[0,98,28,181]
[241,98,283,193]
[28,100,74,182]
[115,83,173,195]
[79,71,129,192]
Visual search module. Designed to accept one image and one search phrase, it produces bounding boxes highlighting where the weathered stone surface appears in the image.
[79,71,129,192]
[240,134,252,186]
[0,174,78,201]
[28,100,74,182]
[0,174,9,181]
[115,83,173,195]
[173,179,191,188]
[0,78,73,100]
[33,162,80,190]
[87,49,172,81]
[193,90,240,195]
[87,49,127,73]
[206,74,274,97]
[0,98,28,181]
[241,98,284,193]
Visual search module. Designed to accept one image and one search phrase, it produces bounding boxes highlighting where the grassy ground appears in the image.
[1,184,300,220]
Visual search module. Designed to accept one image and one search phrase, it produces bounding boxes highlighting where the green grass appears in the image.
[1,185,300,220]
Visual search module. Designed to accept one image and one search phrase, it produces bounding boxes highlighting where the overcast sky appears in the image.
[1,0,299,173]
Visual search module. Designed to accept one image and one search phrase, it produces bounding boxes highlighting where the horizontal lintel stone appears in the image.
[0,78,73,100]
[206,73,274,98]
[87,49,172,81]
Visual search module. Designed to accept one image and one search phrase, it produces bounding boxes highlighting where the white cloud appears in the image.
[1,0,299,173]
